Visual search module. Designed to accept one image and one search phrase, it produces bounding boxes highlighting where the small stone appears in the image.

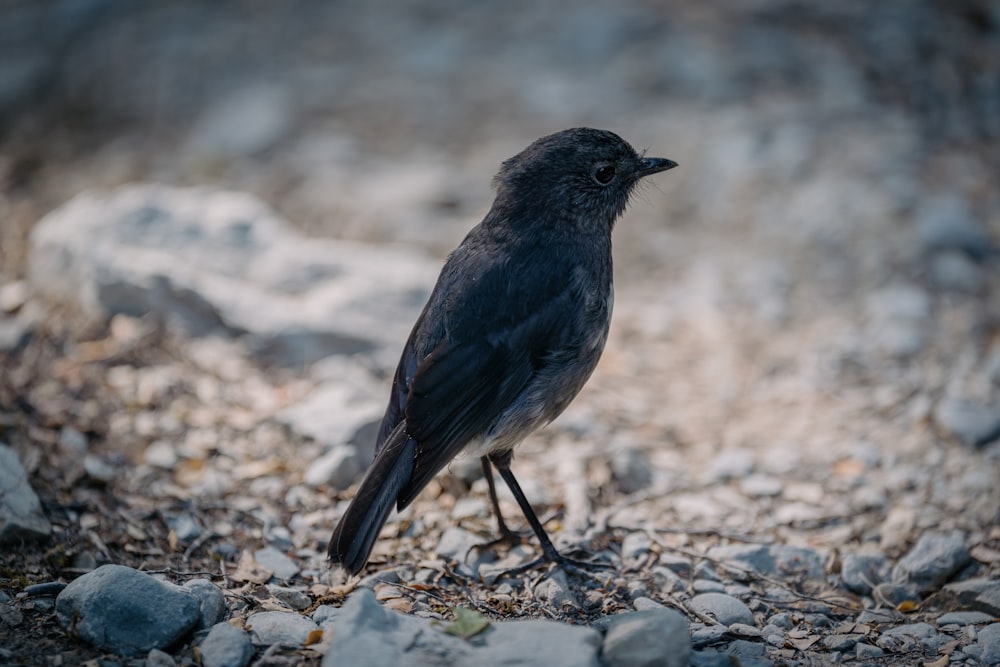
[658,553,693,577]
[936,611,994,626]
[767,613,794,630]
[145,648,175,667]
[692,579,726,594]
[855,642,884,659]
[246,611,318,646]
[621,532,652,563]
[435,526,481,563]
[632,597,665,611]
[266,585,311,611]
[83,454,117,482]
[892,531,971,591]
[312,604,338,629]
[877,622,940,652]
[58,426,88,453]
[0,280,29,313]
[303,445,362,490]
[144,441,178,469]
[451,496,486,520]
[707,543,825,580]
[534,569,579,611]
[601,608,690,667]
[728,623,761,638]
[690,624,727,648]
[55,565,201,656]
[167,514,202,543]
[254,547,300,581]
[0,443,52,542]
[968,623,1000,665]
[183,579,227,629]
[943,578,1000,615]
[933,397,1000,448]
[874,582,920,607]
[200,622,253,667]
[707,448,754,481]
[822,633,862,652]
[738,474,783,498]
[841,551,891,595]
[610,446,653,494]
[689,593,755,626]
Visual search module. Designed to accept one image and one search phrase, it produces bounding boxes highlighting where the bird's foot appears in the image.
[499,544,613,579]
[465,526,531,561]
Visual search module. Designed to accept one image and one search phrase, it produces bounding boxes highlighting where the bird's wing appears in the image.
[392,256,576,509]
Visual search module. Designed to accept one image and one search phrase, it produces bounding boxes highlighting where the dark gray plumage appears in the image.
[328,127,677,574]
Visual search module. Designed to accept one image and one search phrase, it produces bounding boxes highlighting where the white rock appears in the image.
[27,186,438,368]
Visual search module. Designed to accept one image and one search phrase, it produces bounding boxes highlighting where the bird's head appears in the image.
[491,127,677,232]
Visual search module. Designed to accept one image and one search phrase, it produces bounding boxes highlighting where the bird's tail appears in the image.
[327,424,416,574]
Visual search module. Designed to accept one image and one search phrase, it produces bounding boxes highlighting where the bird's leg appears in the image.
[466,456,531,559]
[482,456,523,543]
[491,454,610,577]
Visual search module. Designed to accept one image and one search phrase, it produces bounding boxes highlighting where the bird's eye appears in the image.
[593,165,616,185]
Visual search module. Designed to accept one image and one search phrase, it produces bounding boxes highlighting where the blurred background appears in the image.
[0,0,998,609]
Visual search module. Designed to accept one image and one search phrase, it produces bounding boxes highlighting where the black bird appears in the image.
[328,128,677,575]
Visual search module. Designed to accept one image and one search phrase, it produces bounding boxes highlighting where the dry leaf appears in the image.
[922,656,948,667]
[896,599,920,613]
[304,629,324,646]
[786,635,821,651]
[231,551,273,584]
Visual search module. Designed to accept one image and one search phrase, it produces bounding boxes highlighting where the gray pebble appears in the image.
[611,446,653,494]
[855,642,885,659]
[692,579,726,594]
[621,531,652,562]
[246,611,318,646]
[965,622,1000,665]
[55,565,201,657]
[707,448,754,481]
[876,622,938,652]
[200,622,254,667]
[738,474,783,498]
[435,526,481,562]
[601,608,690,667]
[534,569,579,610]
[937,611,995,626]
[934,397,1000,448]
[690,593,755,626]
[167,513,201,543]
[324,588,601,666]
[632,596,665,611]
[266,585,311,611]
[0,443,52,542]
[822,633,862,652]
[841,551,890,595]
[874,581,920,606]
[184,579,227,629]
[658,553,693,577]
[728,623,761,638]
[892,531,971,591]
[690,624,728,648]
[312,604,339,629]
[767,613,794,630]
[943,579,1000,616]
[145,648,175,667]
[303,445,362,490]
[254,546,300,581]
[707,543,825,580]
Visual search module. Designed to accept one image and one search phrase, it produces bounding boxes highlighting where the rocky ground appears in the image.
[1,1,1000,666]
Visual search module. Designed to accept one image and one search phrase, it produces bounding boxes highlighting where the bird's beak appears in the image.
[634,157,678,178]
